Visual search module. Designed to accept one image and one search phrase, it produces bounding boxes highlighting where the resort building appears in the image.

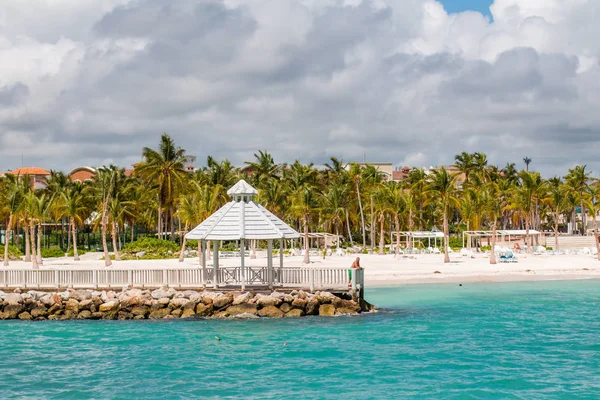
[347,162,394,181]
[69,167,96,182]
[5,167,51,189]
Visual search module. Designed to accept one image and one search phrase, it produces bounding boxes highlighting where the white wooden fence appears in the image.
[0,267,363,292]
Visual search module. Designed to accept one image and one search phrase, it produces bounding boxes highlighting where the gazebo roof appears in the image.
[186,180,299,241]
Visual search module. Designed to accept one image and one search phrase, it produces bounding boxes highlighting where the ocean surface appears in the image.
[2,280,600,399]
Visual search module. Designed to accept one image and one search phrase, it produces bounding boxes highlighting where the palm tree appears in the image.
[94,166,120,266]
[33,193,50,265]
[481,181,504,264]
[454,152,475,184]
[425,167,460,263]
[547,177,568,250]
[54,181,91,261]
[321,181,347,250]
[176,190,204,263]
[523,157,532,172]
[347,163,366,248]
[585,182,600,260]
[244,150,280,188]
[361,164,383,251]
[136,133,191,239]
[510,171,539,251]
[290,186,320,264]
[22,191,39,268]
[564,165,590,235]
[1,175,24,266]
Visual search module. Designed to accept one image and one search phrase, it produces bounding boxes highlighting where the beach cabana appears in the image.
[394,231,445,248]
[462,230,541,248]
[185,179,300,290]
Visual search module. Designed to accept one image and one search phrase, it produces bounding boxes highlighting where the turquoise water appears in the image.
[2,281,600,399]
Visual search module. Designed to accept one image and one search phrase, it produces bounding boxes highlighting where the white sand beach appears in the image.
[5,251,600,286]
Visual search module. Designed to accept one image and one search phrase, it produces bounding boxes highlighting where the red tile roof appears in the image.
[7,167,51,176]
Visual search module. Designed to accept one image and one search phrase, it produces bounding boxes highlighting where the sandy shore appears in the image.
[4,251,600,286]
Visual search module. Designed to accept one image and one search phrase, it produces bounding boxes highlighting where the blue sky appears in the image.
[440,0,494,16]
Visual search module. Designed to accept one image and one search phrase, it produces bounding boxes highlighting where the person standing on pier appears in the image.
[348,257,362,289]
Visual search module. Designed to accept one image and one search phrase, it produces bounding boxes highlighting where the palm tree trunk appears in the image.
[378,215,385,255]
[593,218,600,261]
[3,214,13,266]
[409,209,414,249]
[356,181,366,248]
[525,218,530,252]
[303,218,310,264]
[30,222,38,269]
[72,218,80,261]
[370,196,375,252]
[157,204,162,239]
[112,223,121,261]
[37,222,43,265]
[554,211,559,250]
[336,224,340,250]
[490,220,497,265]
[24,224,31,262]
[117,225,122,251]
[443,209,450,263]
[345,208,353,246]
[179,223,188,262]
[131,223,135,242]
[101,202,111,267]
[581,202,586,235]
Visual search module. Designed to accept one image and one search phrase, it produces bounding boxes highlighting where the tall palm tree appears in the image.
[244,150,280,188]
[564,165,590,235]
[347,163,366,248]
[523,157,532,172]
[321,181,347,250]
[176,190,204,262]
[54,181,91,261]
[94,166,120,266]
[1,175,24,266]
[425,167,460,263]
[454,152,475,184]
[547,177,568,250]
[136,133,191,239]
[584,182,600,260]
[481,181,504,264]
[290,186,320,264]
[22,191,39,268]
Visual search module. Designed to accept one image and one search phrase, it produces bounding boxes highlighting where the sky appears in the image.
[441,0,493,16]
[1,0,599,177]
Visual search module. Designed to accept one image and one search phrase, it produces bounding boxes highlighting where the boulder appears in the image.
[195,303,212,317]
[65,299,80,314]
[332,297,361,312]
[30,306,48,318]
[181,290,200,299]
[118,311,134,320]
[3,293,23,306]
[270,291,286,300]
[126,289,143,298]
[151,288,176,299]
[233,292,254,305]
[213,293,233,309]
[227,303,258,316]
[133,315,146,320]
[181,308,196,318]
[26,291,46,301]
[315,295,333,304]
[182,301,197,311]
[283,295,294,303]
[233,312,259,319]
[18,312,32,320]
[149,308,170,319]
[291,298,307,309]
[285,309,304,318]
[91,312,104,320]
[79,299,93,310]
[169,298,188,309]
[212,310,229,319]
[61,310,78,320]
[158,297,171,306]
[48,304,62,315]
[306,298,320,315]
[257,296,282,308]
[171,308,183,318]
[279,303,291,313]
[189,293,203,303]
[70,290,92,301]
[99,301,119,313]
[258,305,284,318]
[297,290,308,300]
[101,311,118,320]
[318,304,335,317]
[77,310,92,319]
[131,306,150,317]
[52,294,63,306]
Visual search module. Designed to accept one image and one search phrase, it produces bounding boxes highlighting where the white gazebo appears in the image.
[185,180,300,289]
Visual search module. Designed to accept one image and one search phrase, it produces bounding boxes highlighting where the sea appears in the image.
[1,280,600,399]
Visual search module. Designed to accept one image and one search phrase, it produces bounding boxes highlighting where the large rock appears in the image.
[79,299,93,310]
[285,309,304,318]
[335,307,358,315]
[233,292,254,305]
[270,291,286,300]
[3,293,23,306]
[48,304,62,315]
[30,306,48,318]
[296,290,308,300]
[131,306,150,317]
[149,308,170,319]
[318,304,335,317]
[306,298,320,315]
[332,297,360,312]
[70,290,92,301]
[99,301,119,313]
[233,313,259,319]
[258,305,284,318]
[171,308,183,318]
[27,291,46,301]
[291,298,307,309]
[195,303,212,317]
[126,289,143,298]
[227,303,258,316]
[65,299,80,314]
[118,311,134,320]
[91,312,104,320]
[1,304,24,319]
[213,293,233,309]
[151,288,176,299]
[181,308,196,318]
[18,312,32,320]
[77,310,92,319]
[158,297,171,306]
[257,295,282,307]
[181,290,200,299]
[279,303,291,313]
[169,298,188,309]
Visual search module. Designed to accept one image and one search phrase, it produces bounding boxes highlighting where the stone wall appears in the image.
[0,288,374,320]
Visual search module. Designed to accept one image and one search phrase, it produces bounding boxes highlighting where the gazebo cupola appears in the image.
[227,179,258,203]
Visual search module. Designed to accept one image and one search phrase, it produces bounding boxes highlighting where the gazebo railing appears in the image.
[0,266,358,291]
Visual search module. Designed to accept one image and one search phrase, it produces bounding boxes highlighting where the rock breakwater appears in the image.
[0,288,374,320]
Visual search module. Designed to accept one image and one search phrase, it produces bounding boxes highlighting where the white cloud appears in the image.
[0,0,599,176]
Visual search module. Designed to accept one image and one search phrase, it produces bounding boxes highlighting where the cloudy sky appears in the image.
[1,0,599,176]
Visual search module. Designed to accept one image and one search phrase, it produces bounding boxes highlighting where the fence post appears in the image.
[128,270,133,286]
[309,269,315,293]
[55,270,59,289]
[70,270,74,288]
[93,270,98,289]
[351,269,357,299]
[22,270,26,288]
[162,269,168,287]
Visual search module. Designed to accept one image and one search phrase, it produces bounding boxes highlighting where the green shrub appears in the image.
[41,248,65,258]
[0,245,24,260]
[122,237,179,259]
[67,248,86,257]
[480,245,492,251]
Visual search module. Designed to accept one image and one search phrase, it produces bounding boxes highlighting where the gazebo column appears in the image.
[279,239,284,285]
[201,240,207,288]
[267,239,273,289]
[240,238,246,291]
[213,240,219,288]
